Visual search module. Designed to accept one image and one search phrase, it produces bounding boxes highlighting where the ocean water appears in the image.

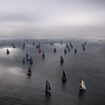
[0,39,105,105]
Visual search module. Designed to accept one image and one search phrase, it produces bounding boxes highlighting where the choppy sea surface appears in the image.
[0,39,105,105]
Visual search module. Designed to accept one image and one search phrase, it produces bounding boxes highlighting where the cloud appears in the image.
[0,0,105,39]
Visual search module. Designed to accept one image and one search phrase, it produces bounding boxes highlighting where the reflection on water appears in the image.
[44,90,51,105]
[8,67,23,76]
[0,40,105,105]
[0,47,23,59]
[54,43,66,47]
[62,80,67,91]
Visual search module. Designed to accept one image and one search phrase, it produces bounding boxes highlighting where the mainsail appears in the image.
[45,80,51,95]
[80,80,86,90]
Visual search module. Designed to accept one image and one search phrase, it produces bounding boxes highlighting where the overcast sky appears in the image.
[0,0,105,39]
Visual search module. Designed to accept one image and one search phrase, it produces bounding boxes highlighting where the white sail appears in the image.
[81,80,86,90]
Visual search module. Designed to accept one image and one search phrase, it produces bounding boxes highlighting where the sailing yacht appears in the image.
[60,56,64,65]
[54,48,56,53]
[45,80,51,95]
[62,70,67,83]
[6,49,10,55]
[27,67,32,76]
[42,52,45,59]
[79,79,86,92]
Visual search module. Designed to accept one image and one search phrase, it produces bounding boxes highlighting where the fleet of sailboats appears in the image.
[5,41,87,96]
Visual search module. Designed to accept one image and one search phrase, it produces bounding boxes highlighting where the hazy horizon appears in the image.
[0,0,105,39]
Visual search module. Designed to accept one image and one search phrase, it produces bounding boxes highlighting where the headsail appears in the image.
[80,80,86,91]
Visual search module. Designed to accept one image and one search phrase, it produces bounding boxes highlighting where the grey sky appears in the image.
[0,0,105,39]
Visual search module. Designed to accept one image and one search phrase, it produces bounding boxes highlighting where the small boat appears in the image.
[68,47,70,52]
[6,49,10,55]
[27,67,32,76]
[60,56,64,65]
[64,49,67,54]
[50,42,53,46]
[62,70,67,83]
[26,53,29,60]
[13,45,15,48]
[79,79,86,92]
[36,43,40,49]
[45,80,51,95]
[26,54,31,61]
[42,52,45,59]
[30,57,33,65]
[39,48,41,53]
[82,44,86,51]
[69,43,73,49]
[36,45,39,49]
[74,48,77,54]
[33,42,35,46]
[54,48,56,53]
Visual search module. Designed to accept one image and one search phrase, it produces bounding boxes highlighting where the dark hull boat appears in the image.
[64,49,67,54]
[29,57,33,65]
[27,67,32,76]
[39,48,41,53]
[45,80,51,95]
[82,44,86,51]
[60,56,64,65]
[6,49,10,55]
[68,47,70,52]
[54,48,56,53]
[62,70,67,83]
[27,72,31,76]
[74,48,77,54]
[42,52,45,59]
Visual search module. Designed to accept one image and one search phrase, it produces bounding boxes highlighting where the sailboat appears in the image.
[42,52,45,59]
[66,43,68,49]
[64,49,67,54]
[39,48,41,53]
[74,48,77,54]
[54,48,56,53]
[60,56,64,65]
[68,47,70,52]
[79,80,86,92]
[27,67,32,76]
[82,44,86,51]
[45,80,51,95]
[69,43,73,49]
[6,49,10,55]
[62,70,67,83]
[29,57,33,65]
